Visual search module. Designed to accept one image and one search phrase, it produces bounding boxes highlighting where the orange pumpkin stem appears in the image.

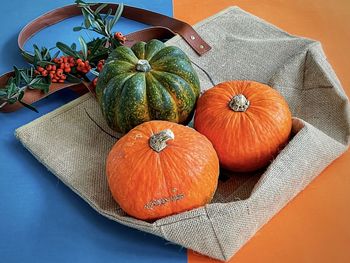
[229,94,250,112]
[136,59,151,72]
[149,129,174,152]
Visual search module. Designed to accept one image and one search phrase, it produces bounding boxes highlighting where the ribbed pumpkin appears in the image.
[106,120,219,220]
[96,39,200,133]
[194,80,292,172]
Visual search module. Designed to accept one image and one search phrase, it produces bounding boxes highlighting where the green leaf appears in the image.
[73,26,84,32]
[51,50,60,60]
[95,3,108,14]
[81,9,92,28]
[19,100,38,113]
[37,61,55,67]
[7,98,18,104]
[56,42,80,58]
[18,90,24,101]
[82,6,95,17]
[106,18,113,34]
[88,48,109,62]
[79,36,88,60]
[13,66,21,86]
[104,8,113,22]
[87,38,102,60]
[0,90,7,97]
[7,82,17,98]
[66,74,83,83]
[75,0,86,6]
[111,3,124,29]
[92,20,103,32]
[29,80,50,93]
[21,51,35,64]
[19,69,30,84]
[42,47,50,60]
[71,43,77,51]
[109,37,122,48]
[33,44,43,61]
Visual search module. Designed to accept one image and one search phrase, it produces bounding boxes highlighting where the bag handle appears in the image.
[1,3,211,113]
[19,4,210,55]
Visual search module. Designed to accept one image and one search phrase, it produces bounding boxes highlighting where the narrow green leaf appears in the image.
[88,38,102,59]
[111,3,124,29]
[33,45,43,61]
[106,18,113,34]
[42,47,50,60]
[75,0,86,6]
[21,51,35,64]
[37,61,55,67]
[82,9,92,28]
[88,49,109,62]
[104,8,113,21]
[19,69,30,84]
[7,82,17,98]
[13,66,21,86]
[66,74,82,83]
[79,36,88,60]
[56,42,80,58]
[8,98,18,104]
[92,20,103,32]
[71,43,77,51]
[51,50,60,60]
[19,100,38,113]
[18,90,24,101]
[0,90,7,97]
[29,81,50,93]
[109,37,122,48]
[95,3,108,14]
[73,26,84,32]
[83,6,95,17]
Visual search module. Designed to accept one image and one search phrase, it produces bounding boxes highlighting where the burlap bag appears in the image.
[15,7,350,261]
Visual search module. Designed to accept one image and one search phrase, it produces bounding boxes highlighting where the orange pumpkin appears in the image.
[194,80,292,172]
[106,120,219,220]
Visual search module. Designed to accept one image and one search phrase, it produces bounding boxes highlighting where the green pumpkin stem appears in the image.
[149,129,174,152]
[136,59,152,72]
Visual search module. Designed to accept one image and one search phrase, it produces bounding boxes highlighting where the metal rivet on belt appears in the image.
[199,45,204,49]
[190,35,196,40]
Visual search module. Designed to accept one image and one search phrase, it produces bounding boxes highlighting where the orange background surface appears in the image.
[173,1,350,262]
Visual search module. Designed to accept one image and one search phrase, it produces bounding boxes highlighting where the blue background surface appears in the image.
[0,1,187,262]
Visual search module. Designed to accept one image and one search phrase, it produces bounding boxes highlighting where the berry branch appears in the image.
[0,0,126,112]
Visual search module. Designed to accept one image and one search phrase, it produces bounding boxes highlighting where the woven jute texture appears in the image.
[15,7,350,261]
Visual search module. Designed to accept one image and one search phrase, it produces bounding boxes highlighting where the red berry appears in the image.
[58,79,65,83]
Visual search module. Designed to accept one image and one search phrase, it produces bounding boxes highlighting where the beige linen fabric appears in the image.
[15,7,350,261]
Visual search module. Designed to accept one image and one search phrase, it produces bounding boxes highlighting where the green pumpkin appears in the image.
[95,39,200,133]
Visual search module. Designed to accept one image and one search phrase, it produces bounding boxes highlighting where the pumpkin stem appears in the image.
[149,129,174,152]
[229,94,250,112]
[136,59,152,72]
